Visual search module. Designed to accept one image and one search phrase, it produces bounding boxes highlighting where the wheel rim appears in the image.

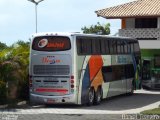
[89,89,94,103]
[97,90,101,102]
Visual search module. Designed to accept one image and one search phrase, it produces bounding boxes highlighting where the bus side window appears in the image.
[102,66,112,82]
[128,43,131,53]
[125,64,134,78]
[110,39,117,54]
[124,41,128,54]
[131,42,134,53]
[76,38,82,54]
[117,41,121,54]
[77,38,92,55]
[106,39,110,54]
[92,38,101,55]
[121,41,124,54]
[112,66,125,81]
[100,39,106,54]
[109,40,113,54]
[112,40,117,54]
[100,39,109,54]
[134,42,140,53]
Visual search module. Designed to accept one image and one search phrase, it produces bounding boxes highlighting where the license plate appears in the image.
[47,99,55,104]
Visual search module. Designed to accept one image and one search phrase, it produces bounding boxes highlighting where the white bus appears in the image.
[29,32,141,105]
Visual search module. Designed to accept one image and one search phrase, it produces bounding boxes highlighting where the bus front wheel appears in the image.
[87,88,95,106]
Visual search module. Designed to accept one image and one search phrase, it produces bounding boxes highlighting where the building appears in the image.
[95,0,160,89]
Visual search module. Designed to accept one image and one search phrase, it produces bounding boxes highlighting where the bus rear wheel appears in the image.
[94,87,102,105]
[87,88,95,106]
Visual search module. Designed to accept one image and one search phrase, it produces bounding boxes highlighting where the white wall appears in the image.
[158,17,160,29]
[126,18,135,28]
[139,40,160,49]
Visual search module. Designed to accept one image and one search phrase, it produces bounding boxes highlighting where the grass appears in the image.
[141,108,160,115]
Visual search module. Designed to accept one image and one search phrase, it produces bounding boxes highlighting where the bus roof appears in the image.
[31,32,137,41]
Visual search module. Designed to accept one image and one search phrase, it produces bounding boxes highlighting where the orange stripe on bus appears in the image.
[89,55,103,81]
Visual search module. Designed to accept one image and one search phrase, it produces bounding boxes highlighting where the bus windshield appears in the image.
[32,36,71,51]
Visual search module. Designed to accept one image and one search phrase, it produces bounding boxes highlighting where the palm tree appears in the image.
[0,40,30,102]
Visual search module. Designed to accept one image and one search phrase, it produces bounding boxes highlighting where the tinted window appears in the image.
[117,41,121,54]
[100,39,110,54]
[130,43,134,53]
[102,66,113,82]
[135,18,157,28]
[127,43,131,53]
[77,37,139,55]
[102,65,134,82]
[134,42,140,52]
[109,40,117,54]
[32,36,71,51]
[92,39,101,54]
[120,41,124,54]
[77,38,92,54]
[117,40,125,54]
[125,64,135,78]
[124,42,128,54]
[77,37,110,55]
[109,41,113,54]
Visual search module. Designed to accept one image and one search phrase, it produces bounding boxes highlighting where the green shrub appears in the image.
[17,78,29,100]
[0,81,7,105]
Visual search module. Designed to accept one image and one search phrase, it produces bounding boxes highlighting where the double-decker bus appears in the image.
[29,32,141,105]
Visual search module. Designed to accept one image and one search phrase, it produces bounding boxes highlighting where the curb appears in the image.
[0,105,8,109]
[0,101,27,109]
[17,101,27,106]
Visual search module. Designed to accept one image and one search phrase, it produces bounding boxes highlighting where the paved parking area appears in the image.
[0,89,159,115]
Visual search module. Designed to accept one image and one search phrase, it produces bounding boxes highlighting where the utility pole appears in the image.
[28,0,44,33]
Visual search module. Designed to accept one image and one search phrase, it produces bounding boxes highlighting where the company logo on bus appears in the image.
[38,39,48,48]
[42,56,61,64]
[47,42,65,48]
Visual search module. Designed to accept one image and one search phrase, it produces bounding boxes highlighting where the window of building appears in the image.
[135,18,157,28]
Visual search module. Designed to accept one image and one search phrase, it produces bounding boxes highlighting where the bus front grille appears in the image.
[33,65,70,75]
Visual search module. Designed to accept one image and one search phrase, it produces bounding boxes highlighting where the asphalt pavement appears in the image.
[0,89,160,120]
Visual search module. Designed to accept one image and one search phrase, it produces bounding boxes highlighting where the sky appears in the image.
[0,0,135,46]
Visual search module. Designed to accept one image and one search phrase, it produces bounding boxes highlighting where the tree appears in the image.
[0,40,30,103]
[7,40,30,100]
[0,42,7,51]
[81,22,110,35]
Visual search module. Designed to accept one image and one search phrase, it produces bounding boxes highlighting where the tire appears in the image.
[29,97,37,106]
[128,82,134,95]
[29,100,37,106]
[94,87,102,105]
[87,88,95,106]
[139,81,142,89]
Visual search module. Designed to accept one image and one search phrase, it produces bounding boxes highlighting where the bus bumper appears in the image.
[30,93,77,104]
